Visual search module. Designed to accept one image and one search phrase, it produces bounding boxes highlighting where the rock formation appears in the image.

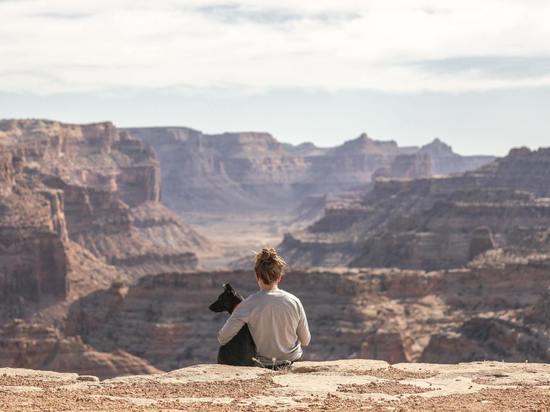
[0,319,160,379]
[281,147,550,270]
[419,138,494,175]
[62,254,550,370]
[0,119,212,377]
[2,360,549,411]
[2,117,547,381]
[0,119,211,282]
[125,128,493,214]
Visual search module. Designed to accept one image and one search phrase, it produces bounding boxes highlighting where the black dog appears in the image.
[208,283,256,366]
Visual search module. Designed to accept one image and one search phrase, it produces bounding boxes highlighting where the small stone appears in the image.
[77,375,99,382]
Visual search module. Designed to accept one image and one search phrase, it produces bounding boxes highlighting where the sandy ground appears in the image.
[187,212,293,270]
[1,360,550,411]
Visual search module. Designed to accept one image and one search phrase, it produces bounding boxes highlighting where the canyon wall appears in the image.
[2,117,546,380]
[125,128,493,214]
[0,120,210,282]
[63,258,550,371]
[0,319,160,379]
[281,147,550,270]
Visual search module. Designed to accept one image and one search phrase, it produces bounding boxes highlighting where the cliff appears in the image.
[1,360,549,411]
[0,119,211,280]
[0,119,213,377]
[124,128,493,214]
[419,138,494,175]
[63,258,550,370]
[0,320,160,379]
[281,147,550,270]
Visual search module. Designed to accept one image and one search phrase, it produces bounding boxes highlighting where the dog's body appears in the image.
[209,284,256,366]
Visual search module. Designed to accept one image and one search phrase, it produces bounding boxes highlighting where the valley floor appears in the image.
[186,212,296,270]
[1,360,549,411]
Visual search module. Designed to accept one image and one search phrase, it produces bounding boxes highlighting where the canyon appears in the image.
[124,127,492,215]
[281,146,550,270]
[0,119,212,377]
[1,118,549,383]
[125,127,493,267]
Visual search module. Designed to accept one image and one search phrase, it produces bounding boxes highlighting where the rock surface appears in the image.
[0,320,160,379]
[281,146,550,270]
[125,128,492,214]
[63,260,550,370]
[1,360,549,411]
[0,119,212,377]
[0,119,211,285]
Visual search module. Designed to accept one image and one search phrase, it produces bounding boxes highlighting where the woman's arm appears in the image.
[217,305,249,345]
[296,301,311,346]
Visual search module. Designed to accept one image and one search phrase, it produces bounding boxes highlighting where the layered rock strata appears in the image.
[0,319,160,379]
[65,257,550,370]
[0,119,210,281]
[281,147,550,270]
[125,128,492,214]
[0,119,212,377]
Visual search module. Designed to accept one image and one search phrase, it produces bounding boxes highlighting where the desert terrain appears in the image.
[1,360,549,411]
[0,119,549,411]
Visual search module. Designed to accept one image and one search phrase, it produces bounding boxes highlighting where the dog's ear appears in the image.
[224,283,234,292]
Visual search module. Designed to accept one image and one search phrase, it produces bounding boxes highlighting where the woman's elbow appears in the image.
[217,330,227,346]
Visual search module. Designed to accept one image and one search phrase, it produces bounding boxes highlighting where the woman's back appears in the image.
[229,288,310,363]
[217,247,311,365]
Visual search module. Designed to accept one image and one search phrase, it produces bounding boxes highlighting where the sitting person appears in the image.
[217,248,311,368]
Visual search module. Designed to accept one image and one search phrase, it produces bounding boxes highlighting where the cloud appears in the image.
[412,56,550,80]
[194,3,359,25]
[0,0,549,94]
[30,11,94,20]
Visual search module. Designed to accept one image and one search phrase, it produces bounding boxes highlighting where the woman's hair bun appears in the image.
[258,247,277,264]
[254,247,286,284]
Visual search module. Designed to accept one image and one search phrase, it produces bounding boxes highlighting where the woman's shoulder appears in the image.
[277,288,303,303]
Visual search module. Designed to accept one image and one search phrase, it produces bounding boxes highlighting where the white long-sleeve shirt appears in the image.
[217,287,310,363]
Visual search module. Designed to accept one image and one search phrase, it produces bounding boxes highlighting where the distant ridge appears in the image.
[125,127,495,214]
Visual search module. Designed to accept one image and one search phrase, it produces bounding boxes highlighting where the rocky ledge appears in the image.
[1,360,549,411]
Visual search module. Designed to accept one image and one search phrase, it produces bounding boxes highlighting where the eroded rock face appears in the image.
[373,154,432,180]
[64,270,370,370]
[0,119,211,377]
[420,317,550,363]
[525,288,550,327]
[124,128,492,214]
[0,320,160,379]
[282,147,550,270]
[0,175,69,302]
[0,119,210,281]
[64,258,550,369]
[419,138,494,175]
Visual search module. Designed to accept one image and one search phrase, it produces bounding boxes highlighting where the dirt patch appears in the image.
[0,375,74,389]
[338,381,434,395]
[473,376,550,386]
[302,388,550,411]
[398,387,550,411]
[289,366,333,374]
[352,366,438,380]
[90,376,281,399]
[0,391,145,412]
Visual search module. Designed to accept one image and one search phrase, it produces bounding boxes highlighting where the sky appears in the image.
[1,0,549,155]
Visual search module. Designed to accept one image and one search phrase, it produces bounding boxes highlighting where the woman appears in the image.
[217,248,311,368]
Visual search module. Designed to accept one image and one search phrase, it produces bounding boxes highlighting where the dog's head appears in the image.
[208,283,244,314]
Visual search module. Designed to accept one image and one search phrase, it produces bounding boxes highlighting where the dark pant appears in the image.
[259,356,303,370]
